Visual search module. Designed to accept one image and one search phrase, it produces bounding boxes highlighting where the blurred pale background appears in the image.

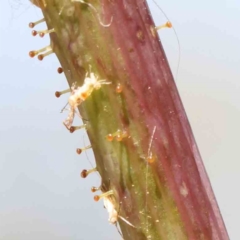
[0,0,239,239]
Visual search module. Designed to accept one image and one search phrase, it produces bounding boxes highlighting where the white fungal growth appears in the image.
[103,197,136,228]
[63,106,75,130]
[69,72,111,108]
[103,197,118,224]
[63,71,111,129]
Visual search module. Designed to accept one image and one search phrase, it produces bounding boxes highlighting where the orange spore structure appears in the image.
[29,51,37,58]
[28,18,45,28]
[80,92,87,100]
[116,134,123,142]
[55,91,61,98]
[70,126,76,133]
[32,30,37,36]
[68,124,86,133]
[57,67,63,74]
[29,22,35,28]
[106,129,128,142]
[116,83,123,93]
[155,21,173,31]
[106,134,114,141]
[147,155,155,164]
[81,169,88,178]
[94,195,100,201]
[166,21,172,28]
[76,148,82,155]
[91,187,99,193]
[38,54,44,61]
[29,46,52,59]
[39,32,45,37]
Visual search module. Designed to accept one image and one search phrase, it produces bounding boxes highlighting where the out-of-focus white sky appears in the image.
[0,0,239,239]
